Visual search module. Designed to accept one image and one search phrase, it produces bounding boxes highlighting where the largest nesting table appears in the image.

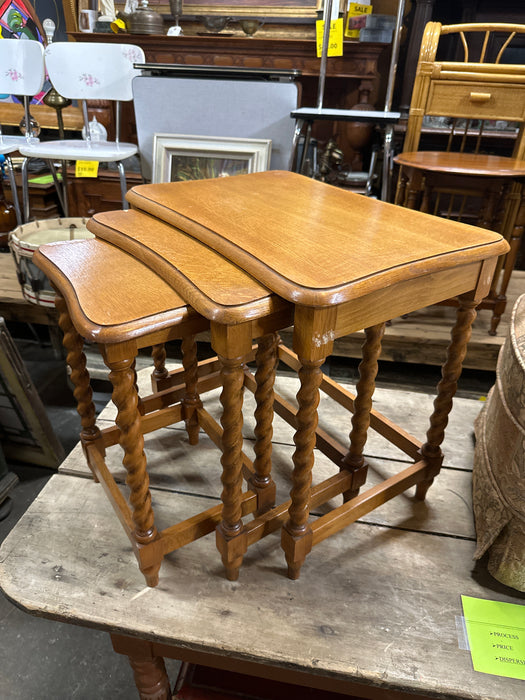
[91,170,508,580]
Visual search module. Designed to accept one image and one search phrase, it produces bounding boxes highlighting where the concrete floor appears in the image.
[0,322,496,700]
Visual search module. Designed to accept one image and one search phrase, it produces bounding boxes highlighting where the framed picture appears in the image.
[152,134,272,184]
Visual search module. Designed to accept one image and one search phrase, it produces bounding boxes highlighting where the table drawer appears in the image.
[427,81,525,121]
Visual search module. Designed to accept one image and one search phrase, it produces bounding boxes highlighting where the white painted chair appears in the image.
[19,42,145,218]
[0,39,45,225]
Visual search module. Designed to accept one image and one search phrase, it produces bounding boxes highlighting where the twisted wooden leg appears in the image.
[394,169,408,206]
[282,357,324,580]
[216,354,247,581]
[181,334,202,445]
[341,323,385,501]
[417,296,478,500]
[132,358,145,416]
[151,343,169,392]
[108,354,160,586]
[489,188,525,335]
[249,333,279,514]
[55,292,102,475]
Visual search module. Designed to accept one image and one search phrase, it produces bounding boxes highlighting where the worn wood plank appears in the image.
[0,474,522,700]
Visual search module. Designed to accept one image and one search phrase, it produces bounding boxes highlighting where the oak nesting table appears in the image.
[94,169,508,580]
[34,223,295,585]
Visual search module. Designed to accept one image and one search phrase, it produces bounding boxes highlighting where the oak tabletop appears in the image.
[34,238,200,344]
[127,171,509,307]
[88,209,289,326]
[394,151,525,177]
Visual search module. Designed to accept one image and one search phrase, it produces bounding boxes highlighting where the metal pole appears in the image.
[316,0,335,110]
[384,0,406,112]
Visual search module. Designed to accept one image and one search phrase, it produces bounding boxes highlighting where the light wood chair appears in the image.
[395,22,525,335]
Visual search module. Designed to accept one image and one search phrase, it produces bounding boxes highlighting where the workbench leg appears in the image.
[55,292,102,473]
[112,635,171,700]
[107,353,161,587]
[282,357,324,580]
[417,295,478,500]
[248,332,278,515]
[181,334,202,445]
[215,352,248,581]
[341,323,385,501]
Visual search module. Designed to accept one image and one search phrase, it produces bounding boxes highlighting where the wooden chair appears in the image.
[394,22,525,335]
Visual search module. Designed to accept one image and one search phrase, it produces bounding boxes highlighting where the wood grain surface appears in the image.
[126,171,509,306]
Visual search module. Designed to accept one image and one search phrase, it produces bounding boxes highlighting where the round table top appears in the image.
[394,151,525,177]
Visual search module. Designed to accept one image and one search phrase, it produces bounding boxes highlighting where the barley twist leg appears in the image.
[417,296,478,500]
[249,332,279,514]
[55,292,101,474]
[181,334,202,445]
[216,354,247,580]
[282,357,324,580]
[151,343,169,392]
[108,356,160,586]
[341,323,385,501]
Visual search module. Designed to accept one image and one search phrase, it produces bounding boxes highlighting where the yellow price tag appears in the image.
[316,18,344,58]
[75,160,99,178]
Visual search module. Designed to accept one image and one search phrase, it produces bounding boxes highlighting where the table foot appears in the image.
[216,524,247,581]
[140,561,162,589]
[415,477,434,501]
[281,525,313,580]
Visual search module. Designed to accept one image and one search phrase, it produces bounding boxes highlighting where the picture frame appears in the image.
[152,133,272,184]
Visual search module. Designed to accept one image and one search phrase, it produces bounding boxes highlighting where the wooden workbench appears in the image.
[0,368,523,699]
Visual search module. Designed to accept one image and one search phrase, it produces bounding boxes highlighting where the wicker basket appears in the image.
[9,217,93,307]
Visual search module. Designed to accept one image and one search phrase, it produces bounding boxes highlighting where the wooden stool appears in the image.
[124,170,509,579]
[35,235,294,585]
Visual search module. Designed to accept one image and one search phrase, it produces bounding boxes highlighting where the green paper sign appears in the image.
[462,595,525,680]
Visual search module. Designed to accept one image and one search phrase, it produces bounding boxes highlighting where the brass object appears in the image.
[128,0,164,35]
[200,16,230,33]
[239,19,264,36]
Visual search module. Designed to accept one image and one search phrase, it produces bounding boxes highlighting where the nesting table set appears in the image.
[34,171,508,587]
